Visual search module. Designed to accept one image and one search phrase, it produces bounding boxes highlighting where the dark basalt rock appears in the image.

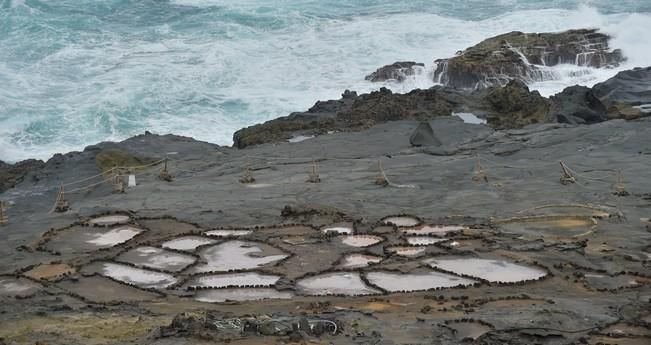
[233,87,462,148]
[410,122,442,147]
[592,66,651,119]
[549,85,607,124]
[480,80,552,129]
[366,61,425,82]
[232,66,648,148]
[434,29,624,89]
[0,159,45,193]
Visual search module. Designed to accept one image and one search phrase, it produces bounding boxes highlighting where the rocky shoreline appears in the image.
[0,29,650,345]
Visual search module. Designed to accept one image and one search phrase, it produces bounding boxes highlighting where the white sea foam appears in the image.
[1,4,649,161]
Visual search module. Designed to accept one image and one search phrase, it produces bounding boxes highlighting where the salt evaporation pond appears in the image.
[205,229,253,237]
[192,240,288,272]
[296,272,380,296]
[117,246,196,272]
[88,215,130,226]
[401,225,467,235]
[0,277,40,296]
[382,216,420,227]
[322,224,353,235]
[161,236,216,251]
[185,272,281,289]
[406,237,445,246]
[448,321,493,340]
[86,226,142,247]
[93,262,177,289]
[425,258,547,283]
[388,246,427,257]
[194,288,294,303]
[338,254,383,268]
[339,235,383,247]
[366,271,476,292]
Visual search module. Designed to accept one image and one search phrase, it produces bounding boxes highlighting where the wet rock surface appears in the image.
[365,61,425,82]
[433,29,624,89]
[232,66,650,148]
[593,66,651,119]
[1,113,650,344]
[549,85,608,124]
[0,159,45,193]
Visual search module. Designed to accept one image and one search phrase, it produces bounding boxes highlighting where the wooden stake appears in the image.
[239,166,255,184]
[472,155,488,182]
[113,172,126,194]
[54,184,70,213]
[559,161,576,185]
[307,159,321,183]
[0,201,7,226]
[159,157,172,182]
[375,160,388,187]
[613,169,629,196]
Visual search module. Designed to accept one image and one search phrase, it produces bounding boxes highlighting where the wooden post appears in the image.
[375,160,388,187]
[54,184,70,213]
[559,161,576,185]
[472,155,487,182]
[159,157,172,182]
[307,159,321,183]
[613,169,629,196]
[0,201,7,226]
[239,165,255,184]
[113,172,126,194]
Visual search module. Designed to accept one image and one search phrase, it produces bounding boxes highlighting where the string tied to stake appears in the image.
[54,184,70,213]
[472,154,488,182]
[559,161,576,185]
[159,157,172,182]
[307,159,321,183]
[0,200,7,226]
[239,165,255,184]
[112,170,126,194]
[613,169,629,196]
[375,160,388,187]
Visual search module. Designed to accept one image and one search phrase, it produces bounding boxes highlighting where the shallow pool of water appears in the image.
[338,254,383,268]
[322,224,353,235]
[117,246,196,272]
[425,258,547,283]
[401,225,466,235]
[382,216,420,227]
[0,277,41,295]
[339,235,383,247]
[296,272,380,296]
[205,229,253,237]
[406,237,445,246]
[85,226,142,247]
[185,272,281,289]
[88,215,131,226]
[448,321,493,340]
[191,240,288,273]
[161,236,216,251]
[366,271,476,292]
[194,288,294,303]
[94,262,177,289]
[388,246,427,257]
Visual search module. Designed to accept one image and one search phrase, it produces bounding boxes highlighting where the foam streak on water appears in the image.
[0,2,649,161]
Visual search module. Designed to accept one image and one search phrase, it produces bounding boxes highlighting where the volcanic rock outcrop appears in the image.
[365,61,425,82]
[592,66,651,119]
[0,159,45,193]
[233,80,557,148]
[433,29,624,89]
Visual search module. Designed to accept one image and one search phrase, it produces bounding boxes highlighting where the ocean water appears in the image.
[1,0,650,162]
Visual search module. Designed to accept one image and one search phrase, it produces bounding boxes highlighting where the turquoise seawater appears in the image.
[1,0,650,161]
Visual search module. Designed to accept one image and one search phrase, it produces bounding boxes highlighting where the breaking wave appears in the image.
[0,1,649,161]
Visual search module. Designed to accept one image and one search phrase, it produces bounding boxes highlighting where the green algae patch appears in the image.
[95,149,154,174]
